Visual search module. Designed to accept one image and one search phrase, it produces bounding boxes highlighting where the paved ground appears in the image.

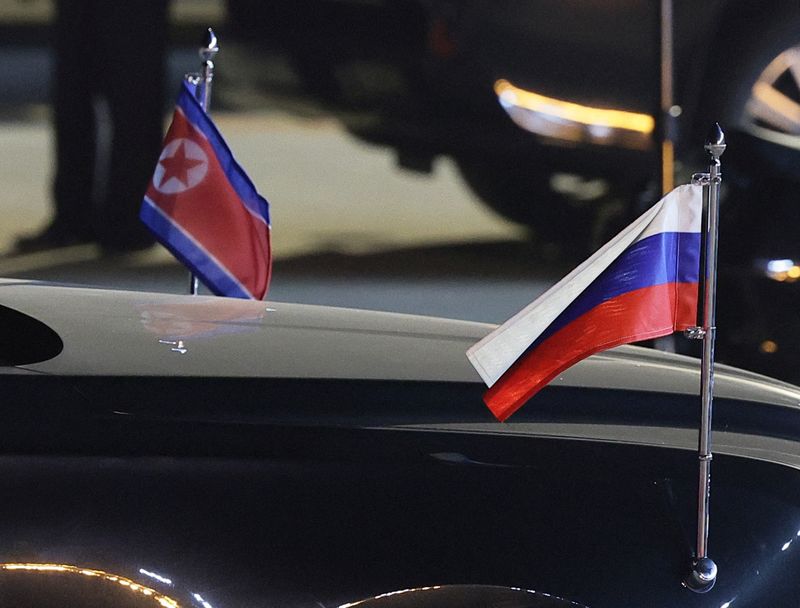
[0,110,556,323]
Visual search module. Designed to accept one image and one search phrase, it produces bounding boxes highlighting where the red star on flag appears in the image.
[158,140,205,189]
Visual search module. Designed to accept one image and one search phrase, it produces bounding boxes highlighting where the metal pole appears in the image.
[188,28,219,295]
[658,0,675,195]
[684,123,725,593]
[198,28,219,112]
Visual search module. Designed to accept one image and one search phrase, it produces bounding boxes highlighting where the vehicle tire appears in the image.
[455,154,627,257]
[702,5,800,178]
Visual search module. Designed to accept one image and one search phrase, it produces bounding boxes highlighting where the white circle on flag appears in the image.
[152,137,209,194]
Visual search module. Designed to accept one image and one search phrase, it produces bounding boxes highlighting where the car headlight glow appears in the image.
[494,79,655,149]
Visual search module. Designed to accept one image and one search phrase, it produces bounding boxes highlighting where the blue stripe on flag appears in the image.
[174,82,271,225]
[537,230,700,345]
[141,197,254,299]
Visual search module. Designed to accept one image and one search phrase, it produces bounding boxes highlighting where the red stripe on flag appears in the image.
[485,281,698,421]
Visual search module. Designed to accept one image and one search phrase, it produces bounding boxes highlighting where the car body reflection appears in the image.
[2,279,800,606]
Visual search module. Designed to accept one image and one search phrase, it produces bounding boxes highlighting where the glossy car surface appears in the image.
[2,278,800,607]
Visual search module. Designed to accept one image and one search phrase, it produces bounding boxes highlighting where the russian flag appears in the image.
[140,81,272,300]
[467,184,703,421]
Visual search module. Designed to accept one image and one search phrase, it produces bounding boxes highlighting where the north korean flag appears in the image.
[140,81,271,299]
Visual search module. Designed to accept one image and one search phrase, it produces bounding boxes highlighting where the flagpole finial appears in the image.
[704,123,726,161]
[200,27,219,63]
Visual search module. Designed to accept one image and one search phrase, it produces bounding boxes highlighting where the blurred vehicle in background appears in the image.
[715,173,800,385]
[227,0,800,244]
[225,0,800,384]
[0,1,795,383]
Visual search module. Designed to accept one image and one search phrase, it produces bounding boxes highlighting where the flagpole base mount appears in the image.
[683,557,717,593]
[684,326,706,340]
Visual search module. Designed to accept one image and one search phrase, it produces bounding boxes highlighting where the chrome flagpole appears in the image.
[187,28,219,295]
[683,123,725,593]
[658,0,676,195]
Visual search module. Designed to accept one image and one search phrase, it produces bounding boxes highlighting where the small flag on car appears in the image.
[140,81,272,300]
[467,184,702,421]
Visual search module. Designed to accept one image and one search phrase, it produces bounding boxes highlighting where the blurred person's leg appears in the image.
[94,0,168,253]
[15,0,98,252]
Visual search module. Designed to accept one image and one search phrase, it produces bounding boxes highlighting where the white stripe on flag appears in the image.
[636,184,702,241]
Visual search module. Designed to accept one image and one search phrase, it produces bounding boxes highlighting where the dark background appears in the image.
[0,0,797,383]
